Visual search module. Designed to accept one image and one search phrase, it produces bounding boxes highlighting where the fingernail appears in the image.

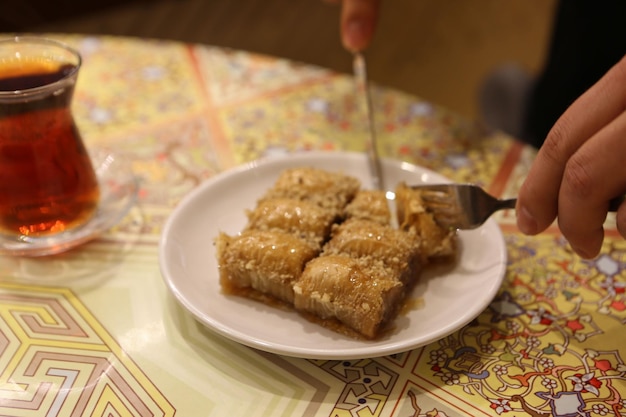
[571,244,597,260]
[516,205,538,235]
[571,237,603,259]
[344,20,369,52]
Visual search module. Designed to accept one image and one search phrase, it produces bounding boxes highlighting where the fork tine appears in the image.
[420,192,453,203]
[418,185,455,204]
[431,215,462,229]
[419,190,462,221]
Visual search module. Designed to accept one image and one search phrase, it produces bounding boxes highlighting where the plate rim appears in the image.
[159,150,507,359]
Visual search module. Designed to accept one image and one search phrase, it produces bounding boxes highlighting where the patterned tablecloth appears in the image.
[1,35,625,417]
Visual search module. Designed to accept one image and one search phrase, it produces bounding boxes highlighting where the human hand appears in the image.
[324,0,380,52]
[516,55,626,259]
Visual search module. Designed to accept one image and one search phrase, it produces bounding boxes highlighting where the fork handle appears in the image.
[496,198,517,211]
[500,196,625,212]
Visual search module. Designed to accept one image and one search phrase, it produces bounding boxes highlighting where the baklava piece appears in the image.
[324,219,422,283]
[293,218,422,339]
[259,167,361,218]
[216,229,318,304]
[245,198,335,249]
[344,190,391,225]
[293,255,404,339]
[395,182,457,261]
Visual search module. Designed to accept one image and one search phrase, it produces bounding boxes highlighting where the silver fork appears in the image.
[412,184,516,230]
[413,184,624,230]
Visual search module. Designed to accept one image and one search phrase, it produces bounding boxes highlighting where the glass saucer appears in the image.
[0,149,139,257]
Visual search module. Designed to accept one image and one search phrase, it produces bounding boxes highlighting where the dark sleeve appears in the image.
[522,0,626,148]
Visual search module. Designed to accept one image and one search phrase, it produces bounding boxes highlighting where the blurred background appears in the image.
[2,0,557,122]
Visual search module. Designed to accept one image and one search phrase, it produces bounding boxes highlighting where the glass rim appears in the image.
[0,35,82,99]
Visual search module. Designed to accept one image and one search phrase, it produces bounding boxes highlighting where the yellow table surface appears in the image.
[1,34,625,417]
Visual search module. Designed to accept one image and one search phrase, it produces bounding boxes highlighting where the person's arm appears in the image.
[516,55,626,259]
[325,0,380,52]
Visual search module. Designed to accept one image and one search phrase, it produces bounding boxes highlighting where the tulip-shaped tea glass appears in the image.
[0,37,107,256]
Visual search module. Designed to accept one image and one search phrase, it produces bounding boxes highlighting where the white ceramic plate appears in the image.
[159,151,507,359]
